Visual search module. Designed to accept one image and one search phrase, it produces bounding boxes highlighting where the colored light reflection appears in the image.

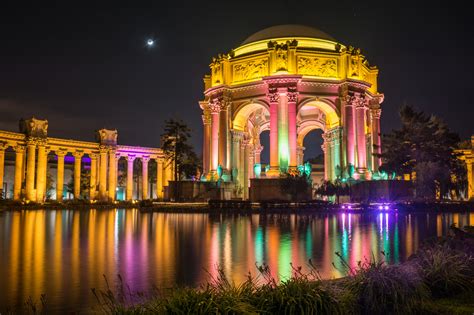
[0,210,468,313]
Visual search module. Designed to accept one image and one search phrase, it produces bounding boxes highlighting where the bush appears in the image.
[342,254,429,314]
[415,244,474,298]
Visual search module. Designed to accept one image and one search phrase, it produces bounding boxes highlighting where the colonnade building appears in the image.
[200,25,384,198]
[0,117,172,202]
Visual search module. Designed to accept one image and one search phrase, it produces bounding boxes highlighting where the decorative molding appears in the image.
[267,88,280,103]
[233,58,268,82]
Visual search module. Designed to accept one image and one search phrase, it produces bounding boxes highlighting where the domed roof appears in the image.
[241,24,336,45]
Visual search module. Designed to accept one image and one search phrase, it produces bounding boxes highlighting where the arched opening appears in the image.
[2,146,16,199]
[302,129,325,186]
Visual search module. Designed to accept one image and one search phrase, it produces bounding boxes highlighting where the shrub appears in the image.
[415,244,474,298]
[342,254,429,314]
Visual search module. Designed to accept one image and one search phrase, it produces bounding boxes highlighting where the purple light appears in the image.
[348,205,352,209]
[384,205,389,210]
[342,205,346,209]
[378,205,383,210]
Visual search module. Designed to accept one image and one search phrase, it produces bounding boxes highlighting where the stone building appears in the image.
[200,25,384,199]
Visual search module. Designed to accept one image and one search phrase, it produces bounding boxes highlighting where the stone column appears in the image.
[209,101,220,177]
[231,130,243,183]
[141,156,150,200]
[288,89,298,170]
[73,151,83,199]
[56,150,67,201]
[297,146,305,166]
[36,141,47,202]
[156,158,163,199]
[371,108,382,172]
[126,155,135,201]
[25,139,37,201]
[202,109,211,177]
[107,149,117,201]
[89,153,98,200]
[254,144,263,164]
[267,89,279,177]
[218,100,229,179]
[99,146,107,200]
[343,94,356,171]
[242,139,250,199]
[323,134,332,181]
[13,146,25,200]
[277,87,289,172]
[355,97,367,173]
[330,128,342,179]
[248,144,255,179]
[0,143,6,198]
[467,158,474,200]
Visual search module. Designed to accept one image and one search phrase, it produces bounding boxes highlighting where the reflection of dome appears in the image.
[242,24,336,45]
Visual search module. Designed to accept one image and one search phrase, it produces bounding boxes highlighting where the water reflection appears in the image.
[0,209,472,313]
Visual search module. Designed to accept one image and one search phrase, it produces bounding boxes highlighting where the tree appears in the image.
[315,180,349,203]
[281,173,311,202]
[161,119,200,185]
[378,105,465,199]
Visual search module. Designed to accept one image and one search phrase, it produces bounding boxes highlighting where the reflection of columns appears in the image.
[126,155,135,201]
[13,146,25,200]
[26,139,37,201]
[288,89,298,169]
[99,146,107,200]
[277,88,289,172]
[90,153,98,200]
[356,97,367,172]
[56,150,67,201]
[297,146,305,166]
[107,149,117,201]
[36,141,47,202]
[73,151,83,199]
[156,158,163,199]
[371,108,382,171]
[202,108,211,177]
[344,95,356,169]
[210,102,220,174]
[267,89,279,176]
[0,143,6,197]
[141,156,150,200]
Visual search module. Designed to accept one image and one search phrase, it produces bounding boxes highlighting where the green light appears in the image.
[255,227,264,265]
[279,234,292,281]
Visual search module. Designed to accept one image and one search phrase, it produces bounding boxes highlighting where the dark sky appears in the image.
[0,0,471,160]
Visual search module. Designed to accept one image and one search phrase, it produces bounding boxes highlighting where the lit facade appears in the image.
[0,117,172,202]
[457,135,474,199]
[200,25,384,198]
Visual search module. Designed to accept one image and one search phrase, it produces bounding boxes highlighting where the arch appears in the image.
[232,100,270,132]
[297,119,325,146]
[298,98,340,129]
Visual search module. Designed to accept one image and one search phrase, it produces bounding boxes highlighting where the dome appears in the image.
[241,24,336,45]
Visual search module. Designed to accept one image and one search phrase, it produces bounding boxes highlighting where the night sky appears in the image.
[0,1,471,160]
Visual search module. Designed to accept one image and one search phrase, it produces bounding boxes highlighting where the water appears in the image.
[0,209,472,313]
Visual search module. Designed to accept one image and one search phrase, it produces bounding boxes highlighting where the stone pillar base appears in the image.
[266,166,280,178]
[206,170,218,181]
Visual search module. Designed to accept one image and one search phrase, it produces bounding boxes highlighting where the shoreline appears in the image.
[1,200,473,213]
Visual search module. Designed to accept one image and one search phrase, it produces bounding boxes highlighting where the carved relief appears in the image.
[20,117,49,138]
[267,88,279,103]
[96,129,118,146]
[275,45,288,71]
[297,57,337,77]
[233,59,268,82]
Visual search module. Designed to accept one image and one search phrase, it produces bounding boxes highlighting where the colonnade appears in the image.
[0,121,169,202]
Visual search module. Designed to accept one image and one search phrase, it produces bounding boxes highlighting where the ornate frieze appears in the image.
[297,56,337,77]
[233,58,268,82]
[20,117,48,138]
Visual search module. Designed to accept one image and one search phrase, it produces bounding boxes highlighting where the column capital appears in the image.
[209,101,221,114]
[267,87,280,103]
[287,88,298,103]
[0,141,7,151]
[127,155,136,162]
[90,152,99,160]
[202,111,212,125]
[73,151,84,158]
[26,137,38,146]
[56,149,68,157]
[253,144,264,154]
[99,145,108,153]
[371,108,382,119]
[14,145,25,153]
[141,156,151,163]
[231,129,245,142]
